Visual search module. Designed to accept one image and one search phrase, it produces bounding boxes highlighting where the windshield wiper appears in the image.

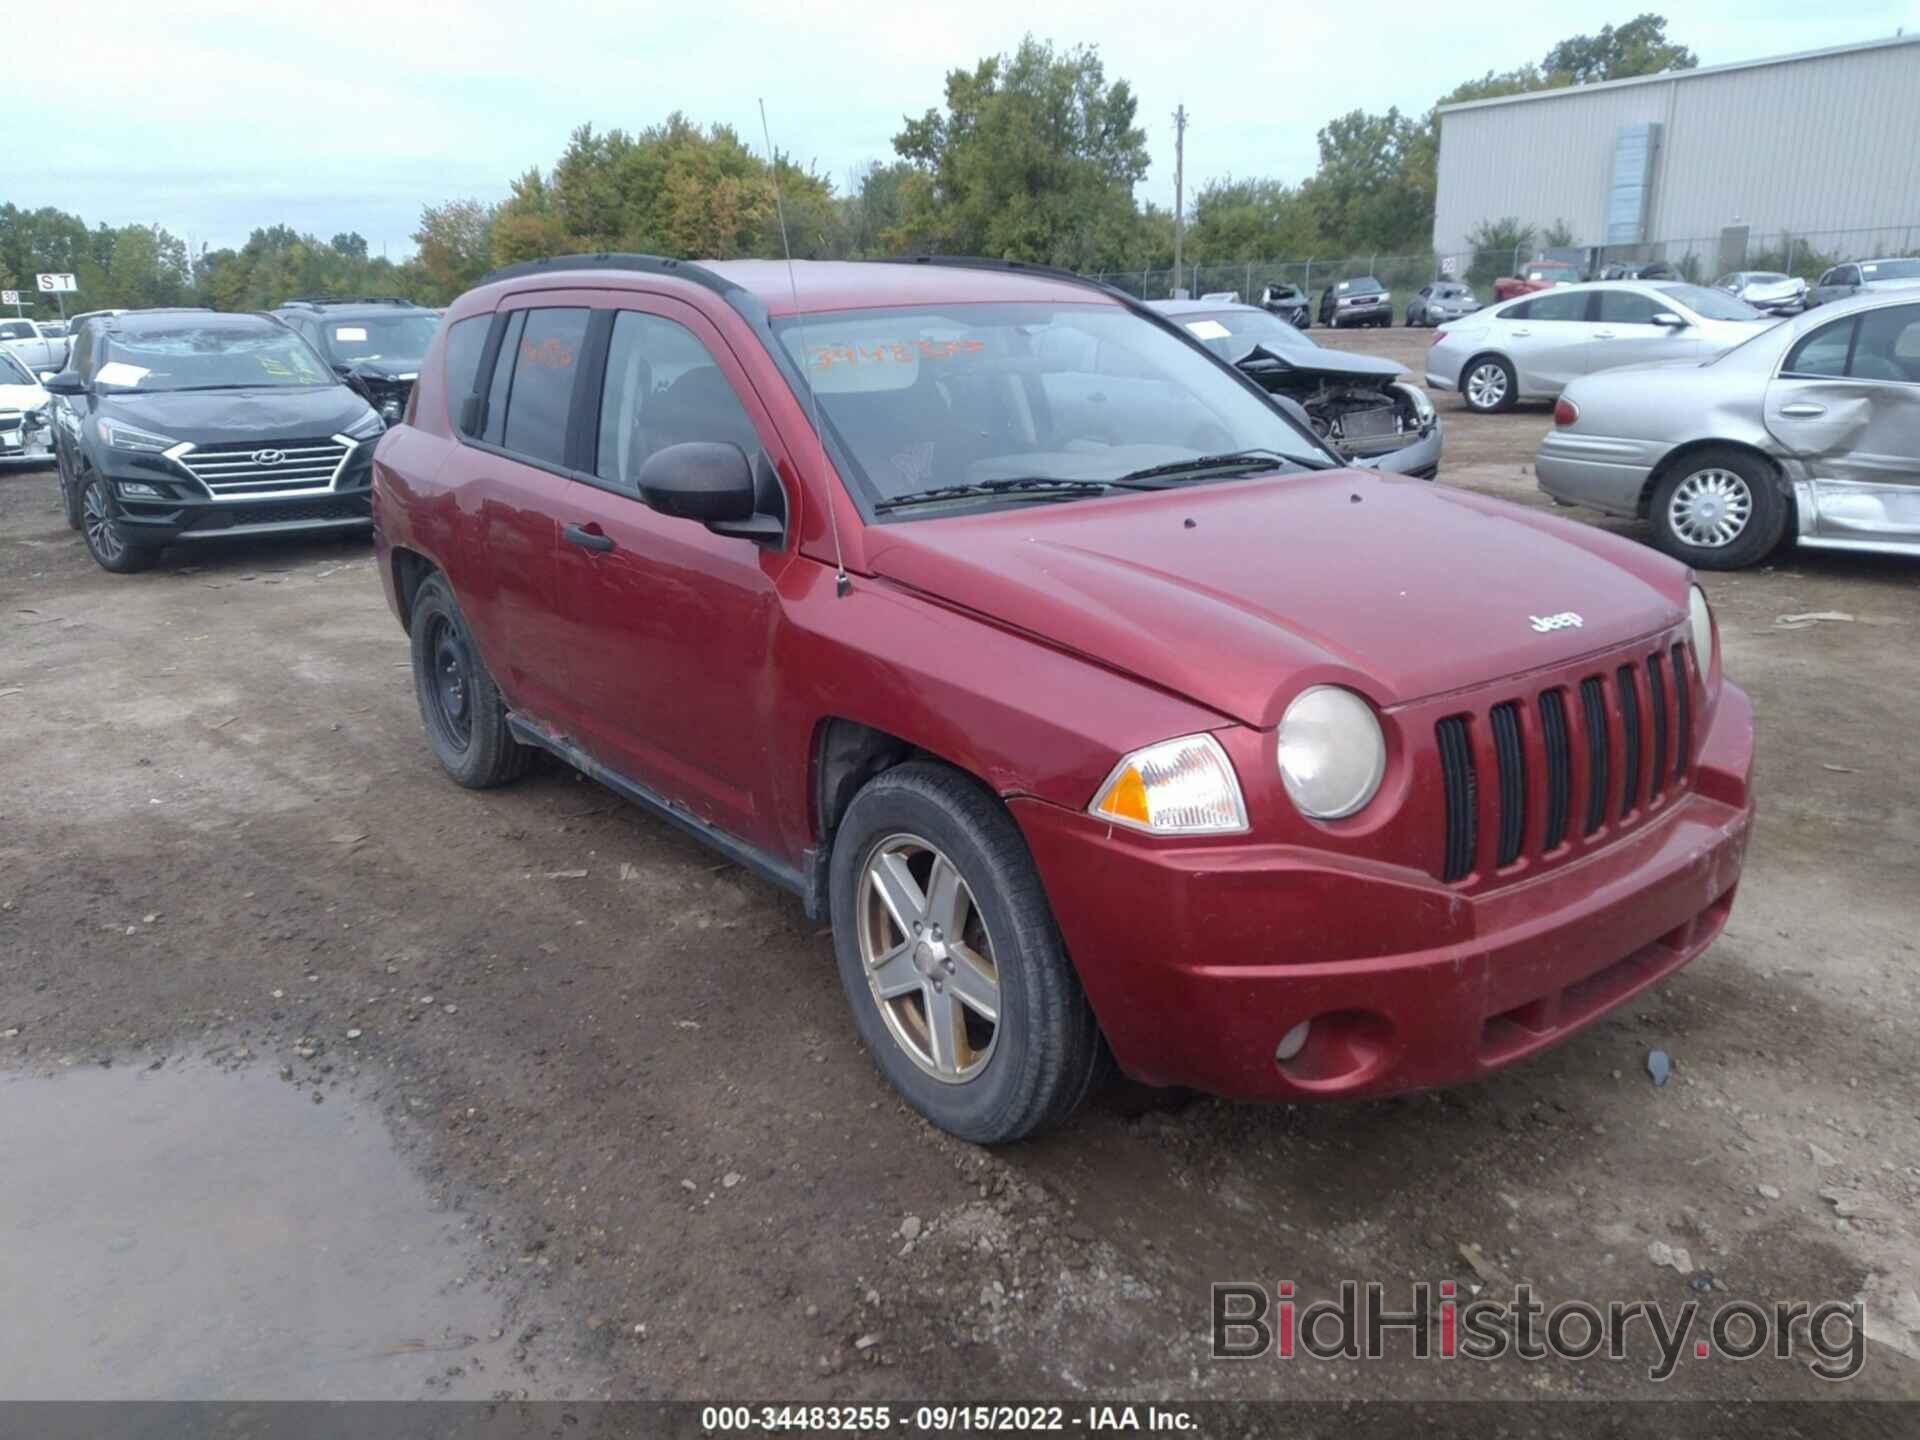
[874,477,1125,513]
[1112,448,1327,484]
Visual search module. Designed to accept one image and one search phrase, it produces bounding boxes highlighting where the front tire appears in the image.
[1648,448,1787,571]
[408,573,534,788]
[1461,355,1517,413]
[80,475,158,573]
[829,762,1102,1144]
[58,451,83,530]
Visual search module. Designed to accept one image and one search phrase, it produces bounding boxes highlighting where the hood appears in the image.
[1238,343,1404,389]
[0,382,48,411]
[349,357,423,382]
[867,472,1688,727]
[100,385,375,445]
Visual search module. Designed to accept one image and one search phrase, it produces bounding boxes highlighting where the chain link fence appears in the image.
[1088,223,1920,313]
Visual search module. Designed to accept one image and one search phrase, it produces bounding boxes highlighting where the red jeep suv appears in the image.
[373,255,1754,1144]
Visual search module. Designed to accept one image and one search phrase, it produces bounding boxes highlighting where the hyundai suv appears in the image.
[44,309,384,572]
[271,296,439,423]
[373,255,1755,1144]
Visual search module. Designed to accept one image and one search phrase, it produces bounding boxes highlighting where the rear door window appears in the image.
[1596,291,1663,325]
[1783,318,1854,379]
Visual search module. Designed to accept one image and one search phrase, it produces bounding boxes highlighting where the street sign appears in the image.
[0,290,18,305]
[36,273,77,293]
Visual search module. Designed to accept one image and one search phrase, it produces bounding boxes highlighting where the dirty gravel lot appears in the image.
[2,325,1918,1407]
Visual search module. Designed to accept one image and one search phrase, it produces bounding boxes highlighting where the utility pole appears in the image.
[1172,105,1187,298]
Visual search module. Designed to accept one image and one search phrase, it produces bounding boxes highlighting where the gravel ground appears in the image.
[2,342,1917,1408]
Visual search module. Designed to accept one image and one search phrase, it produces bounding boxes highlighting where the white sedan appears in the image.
[1426,281,1779,414]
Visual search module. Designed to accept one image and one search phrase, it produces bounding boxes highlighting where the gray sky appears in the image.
[16,0,1918,257]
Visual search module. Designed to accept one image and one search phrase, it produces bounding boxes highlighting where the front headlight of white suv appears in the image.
[1276,686,1386,820]
[1089,734,1248,835]
[1688,585,1715,676]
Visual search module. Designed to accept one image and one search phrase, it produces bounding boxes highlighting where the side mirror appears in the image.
[40,371,86,395]
[1650,311,1688,330]
[634,442,785,543]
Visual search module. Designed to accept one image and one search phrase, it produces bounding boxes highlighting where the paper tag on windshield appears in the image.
[334,326,368,342]
[1185,320,1232,340]
[94,362,150,387]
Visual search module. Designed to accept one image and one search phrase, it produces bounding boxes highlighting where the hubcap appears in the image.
[857,834,1000,1084]
[82,482,124,562]
[426,617,474,748]
[1668,468,1753,548]
[1466,363,1508,409]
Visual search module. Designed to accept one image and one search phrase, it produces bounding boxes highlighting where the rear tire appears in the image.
[408,573,534,788]
[1460,355,1517,413]
[80,475,158,573]
[1648,448,1787,571]
[829,762,1102,1144]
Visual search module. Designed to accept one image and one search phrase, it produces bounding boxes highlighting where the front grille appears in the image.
[1434,640,1696,884]
[198,497,368,528]
[1436,716,1477,883]
[178,439,350,496]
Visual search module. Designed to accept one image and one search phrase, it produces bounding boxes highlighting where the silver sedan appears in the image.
[1426,281,1777,414]
[1536,292,1920,569]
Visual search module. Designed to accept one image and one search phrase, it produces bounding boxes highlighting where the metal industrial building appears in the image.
[1432,33,1920,267]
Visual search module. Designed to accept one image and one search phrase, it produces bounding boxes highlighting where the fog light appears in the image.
[118,481,164,499]
[1275,1021,1311,1062]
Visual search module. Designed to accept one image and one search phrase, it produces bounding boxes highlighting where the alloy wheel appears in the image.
[1667,468,1753,548]
[857,833,1000,1083]
[1465,362,1508,410]
[82,481,125,564]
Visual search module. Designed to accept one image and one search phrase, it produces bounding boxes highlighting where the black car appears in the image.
[1258,282,1311,328]
[42,309,384,573]
[270,296,439,423]
[1317,276,1392,328]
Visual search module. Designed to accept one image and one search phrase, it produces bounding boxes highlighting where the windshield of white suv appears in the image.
[1167,307,1321,362]
[772,302,1326,512]
[0,350,35,385]
[321,313,438,364]
[95,322,335,391]
[1655,284,1763,322]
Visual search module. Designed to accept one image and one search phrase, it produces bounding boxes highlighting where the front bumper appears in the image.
[1011,683,1754,1102]
[1331,303,1391,326]
[100,446,375,545]
[1349,417,1443,479]
[0,425,53,462]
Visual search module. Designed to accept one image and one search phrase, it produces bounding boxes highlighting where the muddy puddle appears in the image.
[0,1057,570,1399]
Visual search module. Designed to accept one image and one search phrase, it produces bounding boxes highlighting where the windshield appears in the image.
[772,302,1324,513]
[1743,273,1789,285]
[1168,308,1322,363]
[95,321,335,391]
[320,313,438,364]
[1656,284,1763,321]
[1336,279,1383,295]
[0,350,35,385]
[1861,259,1920,281]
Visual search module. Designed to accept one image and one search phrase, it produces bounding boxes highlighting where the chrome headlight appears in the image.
[345,407,386,441]
[96,418,178,454]
[1688,585,1715,676]
[1090,734,1248,835]
[1276,686,1386,820]
[1393,381,1434,421]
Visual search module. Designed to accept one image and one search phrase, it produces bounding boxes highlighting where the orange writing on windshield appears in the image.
[810,338,983,370]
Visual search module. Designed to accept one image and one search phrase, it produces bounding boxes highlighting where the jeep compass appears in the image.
[373,255,1755,1144]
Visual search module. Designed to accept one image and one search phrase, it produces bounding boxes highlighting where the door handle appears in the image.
[563,523,614,552]
[1593,329,1616,338]
[1511,328,1531,336]
[1779,403,1826,417]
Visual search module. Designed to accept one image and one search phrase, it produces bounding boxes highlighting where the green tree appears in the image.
[1300,108,1432,254]
[412,200,495,301]
[330,232,370,261]
[1464,218,1536,289]
[1543,14,1697,84]
[890,36,1150,270]
[1187,178,1320,263]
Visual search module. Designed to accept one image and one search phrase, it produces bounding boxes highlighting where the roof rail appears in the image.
[476,252,743,297]
[276,295,422,309]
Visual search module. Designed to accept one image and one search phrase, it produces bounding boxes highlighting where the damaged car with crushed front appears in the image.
[376,255,1755,1145]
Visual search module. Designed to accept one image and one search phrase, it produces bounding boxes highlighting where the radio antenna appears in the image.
[759,98,850,598]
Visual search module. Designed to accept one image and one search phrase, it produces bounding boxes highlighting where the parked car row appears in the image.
[0,347,54,466]
[0,316,72,374]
